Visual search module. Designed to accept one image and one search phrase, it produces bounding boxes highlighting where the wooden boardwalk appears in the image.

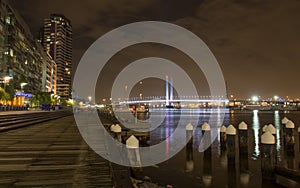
[0,116,114,187]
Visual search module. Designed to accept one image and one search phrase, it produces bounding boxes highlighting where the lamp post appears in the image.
[3,76,12,91]
[20,83,28,106]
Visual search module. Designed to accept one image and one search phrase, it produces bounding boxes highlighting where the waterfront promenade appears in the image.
[0,115,114,187]
[0,110,45,116]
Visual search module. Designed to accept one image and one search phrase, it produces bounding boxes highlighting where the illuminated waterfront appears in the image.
[139,109,300,187]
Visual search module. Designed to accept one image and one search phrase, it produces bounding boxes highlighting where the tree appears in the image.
[5,80,16,102]
[0,87,10,103]
[29,91,52,108]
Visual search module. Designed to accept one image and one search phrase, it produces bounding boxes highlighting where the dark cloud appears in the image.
[9,0,300,98]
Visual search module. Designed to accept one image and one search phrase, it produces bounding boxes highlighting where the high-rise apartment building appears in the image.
[41,52,57,94]
[0,0,47,93]
[41,14,72,99]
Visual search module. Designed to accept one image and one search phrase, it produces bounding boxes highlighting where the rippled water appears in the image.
[141,109,300,188]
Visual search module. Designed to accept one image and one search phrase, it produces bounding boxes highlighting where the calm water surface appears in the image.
[140,109,300,188]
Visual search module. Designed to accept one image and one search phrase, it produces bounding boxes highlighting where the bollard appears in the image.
[238,121,249,173]
[126,135,139,148]
[282,117,289,133]
[112,124,122,143]
[201,122,211,149]
[226,125,237,187]
[285,120,295,136]
[285,120,295,153]
[266,124,276,135]
[226,125,237,165]
[202,122,211,135]
[110,124,116,131]
[262,125,268,133]
[261,131,276,180]
[284,121,295,169]
[282,117,289,125]
[185,123,194,172]
[186,123,193,142]
[201,122,211,153]
[201,122,212,184]
[239,121,248,130]
[110,124,116,138]
[238,121,248,153]
[126,135,143,180]
[126,135,141,167]
[220,125,227,149]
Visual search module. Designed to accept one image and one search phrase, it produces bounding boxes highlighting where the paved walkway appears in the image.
[0,116,114,187]
[0,110,48,116]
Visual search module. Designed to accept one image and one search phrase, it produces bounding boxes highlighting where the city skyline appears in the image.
[0,1,300,187]
[0,0,74,107]
[9,0,300,99]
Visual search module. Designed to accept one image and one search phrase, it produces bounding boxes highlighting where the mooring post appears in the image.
[261,131,276,180]
[185,123,194,172]
[220,125,227,150]
[238,121,249,173]
[226,125,237,187]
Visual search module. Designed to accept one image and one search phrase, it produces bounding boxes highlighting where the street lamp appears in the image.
[20,83,28,106]
[20,82,28,90]
[3,76,12,91]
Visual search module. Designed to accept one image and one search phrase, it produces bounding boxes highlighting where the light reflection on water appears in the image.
[143,108,300,188]
[253,110,260,158]
[165,110,170,159]
[274,110,282,160]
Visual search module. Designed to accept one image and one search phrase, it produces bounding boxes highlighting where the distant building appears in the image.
[41,52,57,94]
[41,14,72,100]
[0,0,48,93]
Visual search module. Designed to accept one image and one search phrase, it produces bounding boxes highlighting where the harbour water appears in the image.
[139,109,300,188]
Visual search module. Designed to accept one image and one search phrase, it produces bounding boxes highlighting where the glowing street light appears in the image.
[20,83,28,106]
[274,96,279,101]
[252,96,259,102]
[3,76,12,91]
[20,83,28,96]
[20,82,28,89]
[4,76,12,82]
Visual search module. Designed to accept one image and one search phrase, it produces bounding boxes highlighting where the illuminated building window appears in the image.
[10,49,13,57]
[6,16,10,24]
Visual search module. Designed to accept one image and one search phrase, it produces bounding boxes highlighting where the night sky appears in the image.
[10,0,300,99]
